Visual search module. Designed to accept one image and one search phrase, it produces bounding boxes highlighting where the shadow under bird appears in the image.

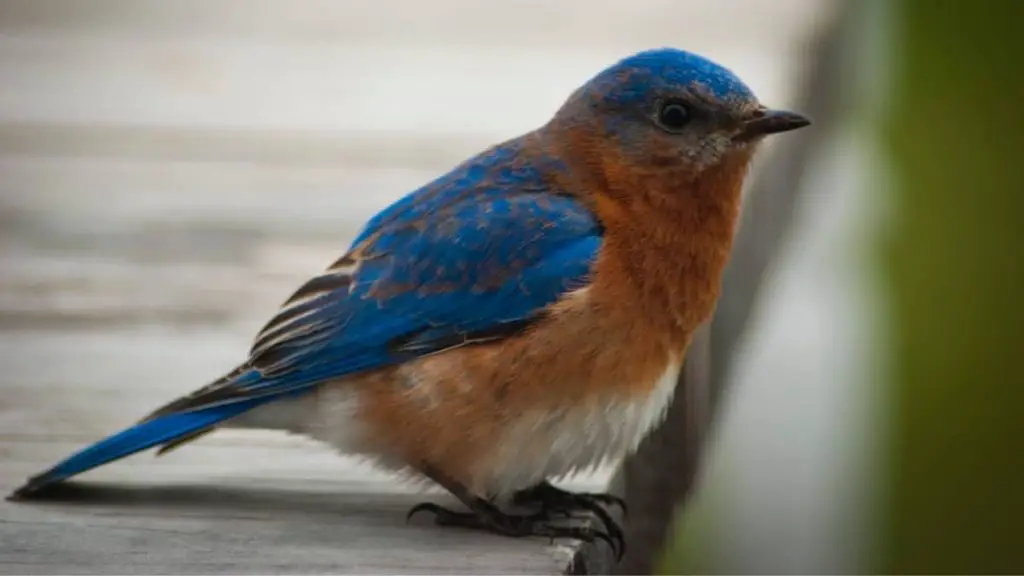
[8,47,809,560]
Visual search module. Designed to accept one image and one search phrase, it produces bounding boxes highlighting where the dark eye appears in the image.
[657,101,691,132]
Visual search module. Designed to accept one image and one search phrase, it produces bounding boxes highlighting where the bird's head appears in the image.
[549,48,810,186]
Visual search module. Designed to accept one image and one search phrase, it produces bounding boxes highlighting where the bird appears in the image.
[7,47,809,559]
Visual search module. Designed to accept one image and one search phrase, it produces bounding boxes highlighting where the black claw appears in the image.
[406,501,447,523]
[563,498,625,558]
[590,493,628,517]
[591,528,620,561]
[586,522,622,561]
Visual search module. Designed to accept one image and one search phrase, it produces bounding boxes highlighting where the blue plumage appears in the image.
[594,48,756,105]
[9,137,602,499]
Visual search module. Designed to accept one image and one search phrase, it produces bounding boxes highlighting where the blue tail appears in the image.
[7,397,267,500]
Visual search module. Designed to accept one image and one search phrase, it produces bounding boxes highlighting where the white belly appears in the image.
[232,359,682,498]
[473,360,682,497]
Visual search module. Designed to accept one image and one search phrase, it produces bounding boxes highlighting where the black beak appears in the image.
[735,109,811,141]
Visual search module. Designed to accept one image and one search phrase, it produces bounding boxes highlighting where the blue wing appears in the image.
[233,190,601,398]
[8,147,602,498]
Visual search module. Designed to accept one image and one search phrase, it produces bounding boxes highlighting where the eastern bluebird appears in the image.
[9,47,809,558]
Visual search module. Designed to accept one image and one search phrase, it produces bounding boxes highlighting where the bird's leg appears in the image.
[511,481,626,553]
[406,466,622,560]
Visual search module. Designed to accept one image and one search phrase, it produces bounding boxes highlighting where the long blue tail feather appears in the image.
[7,397,268,500]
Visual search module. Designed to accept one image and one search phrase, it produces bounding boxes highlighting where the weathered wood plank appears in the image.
[0,469,596,575]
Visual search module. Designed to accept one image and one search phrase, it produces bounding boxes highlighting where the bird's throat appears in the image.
[591,153,751,338]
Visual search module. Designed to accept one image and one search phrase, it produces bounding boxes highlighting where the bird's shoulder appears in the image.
[352,134,594,246]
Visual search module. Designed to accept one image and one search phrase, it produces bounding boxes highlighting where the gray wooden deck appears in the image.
[2,430,607,575]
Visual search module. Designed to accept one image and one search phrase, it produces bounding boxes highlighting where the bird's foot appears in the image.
[511,481,626,559]
[407,500,621,560]
[513,481,627,516]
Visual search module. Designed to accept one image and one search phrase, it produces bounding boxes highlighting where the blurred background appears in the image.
[0,0,1019,574]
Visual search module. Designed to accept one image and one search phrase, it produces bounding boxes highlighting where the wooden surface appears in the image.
[2,445,605,575]
[0,0,829,573]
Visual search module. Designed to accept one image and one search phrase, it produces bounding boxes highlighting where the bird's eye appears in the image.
[657,101,691,132]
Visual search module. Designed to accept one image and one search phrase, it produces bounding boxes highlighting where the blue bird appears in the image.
[9,48,809,559]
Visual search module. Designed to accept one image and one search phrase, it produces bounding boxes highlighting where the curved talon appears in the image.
[573,517,622,561]
[559,498,625,558]
[539,499,620,552]
[589,493,628,517]
[405,501,453,523]
[563,525,620,561]
[526,522,619,561]
[590,528,620,562]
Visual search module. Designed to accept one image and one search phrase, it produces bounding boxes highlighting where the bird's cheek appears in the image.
[648,150,683,168]
[642,136,686,168]
[688,134,737,168]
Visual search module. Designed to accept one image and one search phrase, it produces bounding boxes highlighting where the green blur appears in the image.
[876,0,1024,572]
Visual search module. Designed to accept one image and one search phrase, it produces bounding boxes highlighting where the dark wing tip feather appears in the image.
[7,470,81,500]
[7,476,47,501]
[140,364,251,421]
[7,478,106,502]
